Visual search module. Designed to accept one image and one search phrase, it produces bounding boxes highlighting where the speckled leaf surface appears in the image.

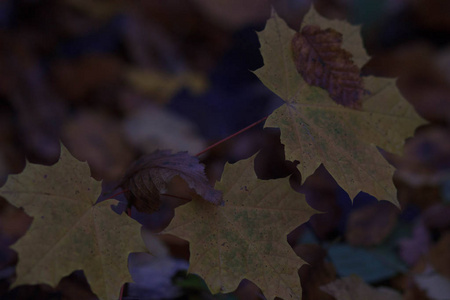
[163,155,316,300]
[0,145,147,300]
[254,8,426,205]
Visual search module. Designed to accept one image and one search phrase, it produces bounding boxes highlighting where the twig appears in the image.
[195,116,268,157]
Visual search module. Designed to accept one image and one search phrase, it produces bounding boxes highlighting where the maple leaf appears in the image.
[254,8,426,205]
[163,155,317,300]
[119,150,223,213]
[0,145,147,300]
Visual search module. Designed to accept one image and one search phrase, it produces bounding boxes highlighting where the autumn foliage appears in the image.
[0,1,449,300]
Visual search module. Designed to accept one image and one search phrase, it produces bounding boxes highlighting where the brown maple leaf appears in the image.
[291,25,364,109]
[119,150,222,213]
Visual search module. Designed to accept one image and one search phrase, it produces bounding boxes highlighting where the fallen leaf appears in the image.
[0,145,147,300]
[292,25,364,109]
[163,155,317,300]
[254,8,426,205]
[321,275,402,300]
[119,150,222,214]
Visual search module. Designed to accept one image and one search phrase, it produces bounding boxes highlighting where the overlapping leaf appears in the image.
[291,25,363,109]
[254,8,426,205]
[164,155,316,300]
[120,150,223,213]
[0,145,147,300]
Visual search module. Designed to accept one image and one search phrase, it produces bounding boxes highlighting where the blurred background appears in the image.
[0,0,449,299]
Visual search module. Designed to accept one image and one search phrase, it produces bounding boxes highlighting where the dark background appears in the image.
[0,0,449,299]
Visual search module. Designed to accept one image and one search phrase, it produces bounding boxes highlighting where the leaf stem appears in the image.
[160,193,192,201]
[108,116,270,211]
[195,116,268,157]
[107,189,128,199]
[119,284,125,300]
[107,189,191,202]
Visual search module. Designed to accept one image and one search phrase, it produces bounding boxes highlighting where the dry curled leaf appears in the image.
[119,150,222,213]
[292,25,364,109]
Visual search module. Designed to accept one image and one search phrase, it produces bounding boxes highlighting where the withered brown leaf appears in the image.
[291,25,364,109]
[119,150,222,213]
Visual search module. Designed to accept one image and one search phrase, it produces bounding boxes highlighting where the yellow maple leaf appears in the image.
[163,155,316,300]
[0,145,147,300]
[254,8,426,205]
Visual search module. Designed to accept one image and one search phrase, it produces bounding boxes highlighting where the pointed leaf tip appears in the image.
[0,142,147,300]
[255,7,426,205]
[164,155,317,299]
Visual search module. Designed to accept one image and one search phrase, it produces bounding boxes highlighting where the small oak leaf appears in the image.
[0,145,148,300]
[163,155,317,300]
[292,25,364,109]
[119,150,222,213]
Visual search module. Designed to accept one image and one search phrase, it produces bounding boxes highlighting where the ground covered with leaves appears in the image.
[0,0,449,299]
